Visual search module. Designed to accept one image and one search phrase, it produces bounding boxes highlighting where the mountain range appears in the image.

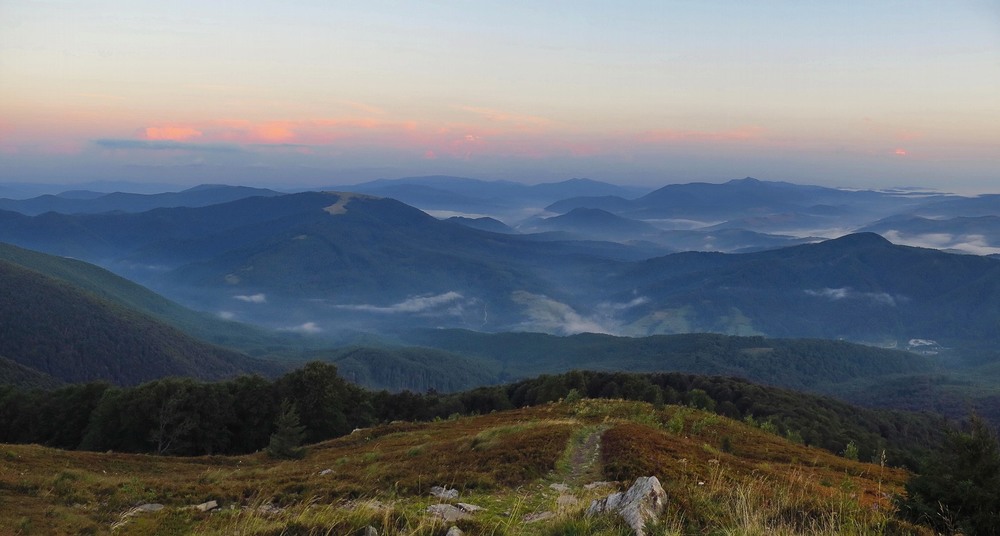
[1,183,998,355]
[339,175,649,215]
[332,176,999,255]
[0,184,281,215]
[546,177,946,228]
[1,175,995,536]
[7,239,997,421]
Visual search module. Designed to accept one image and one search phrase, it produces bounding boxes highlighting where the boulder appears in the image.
[427,504,469,522]
[429,485,459,500]
[586,476,666,536]
[456,503,484,513]
[445,527,464,536]
[193,500,218,512]
[135,503,164,513]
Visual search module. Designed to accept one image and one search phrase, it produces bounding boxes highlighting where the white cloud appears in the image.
[337,291,465,314]
[882,230,1000,255]
[511,291,613,335]
[233,293,267,303]
[804,287,897,306]
[596,296,650,313]
[286,322,322,334]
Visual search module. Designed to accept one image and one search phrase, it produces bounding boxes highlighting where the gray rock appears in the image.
[427,504,469,522]
[584,481,613,490]
[587,476,666,536]
[193,500,218,512]
[445,527,464,536]
[549,483,570,492]
[363,526,378,536]
[456,502,484,513]
[429,485,460,500]
[135,503,164,513]
[318,468,333,476]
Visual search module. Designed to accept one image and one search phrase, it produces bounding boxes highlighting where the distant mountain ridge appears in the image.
[345,175,647,200]
[858,215,1000,255]
[604,233,1000,345]
[0,184,997,351]
[0,184,281,215]
[340,175,650,215]
[546,177,952,233]
[536,207,659,233]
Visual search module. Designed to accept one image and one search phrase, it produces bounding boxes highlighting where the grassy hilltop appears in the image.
[0,399,929,536]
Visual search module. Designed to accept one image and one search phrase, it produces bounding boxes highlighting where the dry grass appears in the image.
[0,400,932,535]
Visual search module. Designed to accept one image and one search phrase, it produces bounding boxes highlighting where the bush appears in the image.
[564,388,583,404]
[267,400,307,459]
[897,415,1000,535]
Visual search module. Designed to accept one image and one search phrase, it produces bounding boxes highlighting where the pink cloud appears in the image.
[113,115,595,162]
[213,118,399,145]
[253,122,296,142]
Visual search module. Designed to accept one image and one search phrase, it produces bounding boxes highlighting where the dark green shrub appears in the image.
[898,415,1000,535]
[267,399,306,459]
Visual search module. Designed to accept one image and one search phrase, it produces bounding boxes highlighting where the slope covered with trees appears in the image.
[0,258,279,385]
[0,242,318,354]
[400,329,935,390]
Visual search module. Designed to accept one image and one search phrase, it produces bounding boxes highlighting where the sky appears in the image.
[1,1,999,192]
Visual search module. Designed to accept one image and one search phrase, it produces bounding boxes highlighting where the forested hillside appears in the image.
[0,242,319,354]
[0,259,279,385]
[400,329,935,389]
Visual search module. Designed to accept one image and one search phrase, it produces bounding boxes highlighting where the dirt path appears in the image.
[563,425,608,485]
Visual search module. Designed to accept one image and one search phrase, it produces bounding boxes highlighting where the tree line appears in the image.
[0,363,948,467]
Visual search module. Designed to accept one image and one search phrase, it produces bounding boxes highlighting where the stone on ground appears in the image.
[586,476,666,536]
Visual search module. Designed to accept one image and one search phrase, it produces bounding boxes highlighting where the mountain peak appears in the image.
[826,232,893,248]
[182,183,230,192]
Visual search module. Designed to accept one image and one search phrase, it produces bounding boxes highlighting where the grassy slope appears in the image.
[0,399,930,535]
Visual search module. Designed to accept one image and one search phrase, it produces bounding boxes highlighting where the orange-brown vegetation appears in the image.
[0,400,932,535]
